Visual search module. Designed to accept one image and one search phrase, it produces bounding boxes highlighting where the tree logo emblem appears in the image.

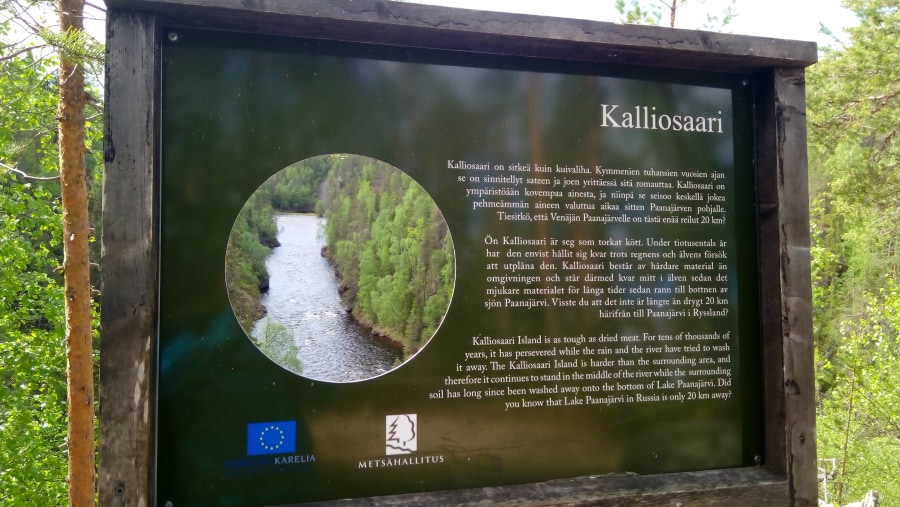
[385,414,417,455]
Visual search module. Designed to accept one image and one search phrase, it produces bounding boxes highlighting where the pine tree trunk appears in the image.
[58,0,94,505]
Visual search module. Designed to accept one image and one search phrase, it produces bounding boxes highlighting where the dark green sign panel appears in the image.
[157,28,761,506]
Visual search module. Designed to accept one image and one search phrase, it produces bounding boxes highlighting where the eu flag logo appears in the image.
[246,421,297,456]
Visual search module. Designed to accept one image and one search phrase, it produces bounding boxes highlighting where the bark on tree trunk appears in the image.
[58,0,94,505]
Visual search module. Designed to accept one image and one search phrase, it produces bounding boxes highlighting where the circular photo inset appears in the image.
[225,154,455,382]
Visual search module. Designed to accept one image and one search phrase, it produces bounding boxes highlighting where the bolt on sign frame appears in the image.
[101,1,816,506]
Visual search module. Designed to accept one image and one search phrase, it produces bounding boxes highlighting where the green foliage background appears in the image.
[807,0,900,503]
[0,174,68,505]
[1,3,103,502]
[0,42,102,507]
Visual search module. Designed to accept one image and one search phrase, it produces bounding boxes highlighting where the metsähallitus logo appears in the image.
[385,414,416,455]
[246,421,297,456]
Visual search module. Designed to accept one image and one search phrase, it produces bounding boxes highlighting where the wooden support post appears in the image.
[99,10,157,507]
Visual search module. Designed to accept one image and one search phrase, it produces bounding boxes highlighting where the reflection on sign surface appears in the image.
[157,28,761,506]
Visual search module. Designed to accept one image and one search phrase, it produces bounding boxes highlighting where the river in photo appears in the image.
[252,213,400,382]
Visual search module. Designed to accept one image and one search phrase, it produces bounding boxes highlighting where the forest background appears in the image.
[1,0,897,505]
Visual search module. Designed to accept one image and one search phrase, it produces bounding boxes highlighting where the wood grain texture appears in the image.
[755,67,790,483]
[104,0,816,72]
[753,66,817,506]
[773,67,817,506]
[99,10,157,507]
[299,468,788,507]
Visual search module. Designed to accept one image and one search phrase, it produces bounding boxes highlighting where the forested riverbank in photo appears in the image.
[225,158,329,331]
[224,155,454,380]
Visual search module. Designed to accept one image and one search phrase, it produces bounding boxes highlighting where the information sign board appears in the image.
[155,29,762,505]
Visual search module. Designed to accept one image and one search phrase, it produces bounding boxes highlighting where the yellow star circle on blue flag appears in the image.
[247,421,297,455]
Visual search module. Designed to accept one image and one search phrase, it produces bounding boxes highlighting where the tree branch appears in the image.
[7,0,47,37]
[869,89,900,106]
[0,161,60,180]
[85,0,105,12]
[0,44,48,62]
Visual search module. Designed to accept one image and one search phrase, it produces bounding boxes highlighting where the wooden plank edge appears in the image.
[103,0,817,71]
[298,468,788,506]
[99,9,158,507]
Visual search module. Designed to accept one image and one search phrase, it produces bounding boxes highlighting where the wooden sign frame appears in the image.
[100,1,816,505]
